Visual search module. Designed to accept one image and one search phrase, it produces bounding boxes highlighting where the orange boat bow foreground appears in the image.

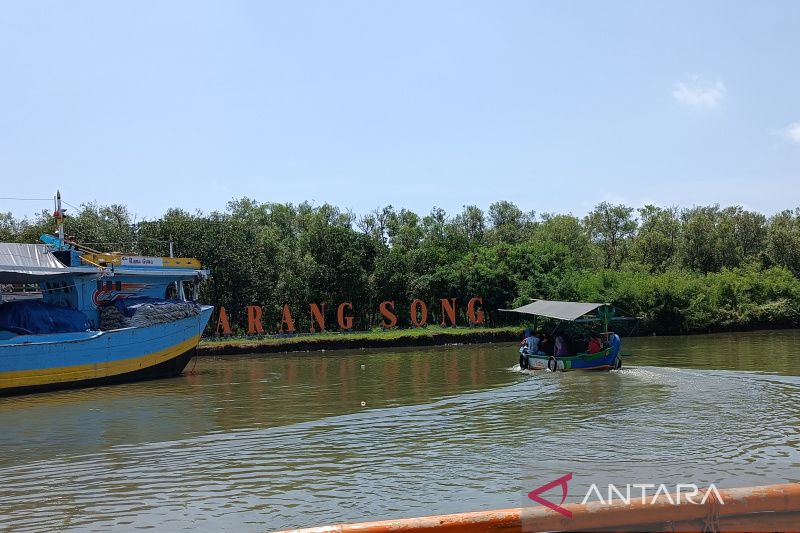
[279,483,800,533]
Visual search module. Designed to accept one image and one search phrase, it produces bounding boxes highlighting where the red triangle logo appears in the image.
[527,473,573,518]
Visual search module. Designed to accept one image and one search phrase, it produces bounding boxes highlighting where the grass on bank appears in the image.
[200,325,524,347]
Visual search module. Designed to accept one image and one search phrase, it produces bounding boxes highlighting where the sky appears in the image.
[1,0,799,222]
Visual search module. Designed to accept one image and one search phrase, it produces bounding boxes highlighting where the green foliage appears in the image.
[584,202,637,268]
[679,205,768,273]
[487,201,535,245]
[3,198,798,335]
[633,205,680,272]
[766,209,800,275]
[0,212,24,243]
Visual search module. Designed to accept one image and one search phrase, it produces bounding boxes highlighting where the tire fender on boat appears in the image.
[547,357,557,372]
[614,357,622,370]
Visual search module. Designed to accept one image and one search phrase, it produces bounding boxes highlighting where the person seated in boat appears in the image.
[554,333,570,357]
[539,332,553,355]
[519,327,533,351]
[527,333,545,356]
[540,333,554,356]
[586,336,602,354]
[519,333,544,354]
[574,335,589,353]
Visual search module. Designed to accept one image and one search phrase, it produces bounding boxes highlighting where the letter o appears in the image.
[410,299,428,327]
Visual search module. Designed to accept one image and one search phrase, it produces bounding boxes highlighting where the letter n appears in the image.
[379,301,397,328]
[279,304,296,333]
[310,303,326,333]
[440,298,457,327]
[246,305,264,335]
[467,297,485,325]
[215,306,232,336]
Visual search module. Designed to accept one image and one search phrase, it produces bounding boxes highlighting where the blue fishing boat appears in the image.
[0,193,213,395]
[500,300,630,371]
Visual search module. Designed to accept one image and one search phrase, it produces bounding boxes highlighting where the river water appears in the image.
[1,330,798,531]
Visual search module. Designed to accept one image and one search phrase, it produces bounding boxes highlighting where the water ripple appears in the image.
[1,336,799,531]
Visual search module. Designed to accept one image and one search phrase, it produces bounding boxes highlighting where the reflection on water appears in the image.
[0,331,799,531]
[624,329,800,374]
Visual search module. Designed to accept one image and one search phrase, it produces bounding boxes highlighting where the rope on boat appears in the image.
[99,301,201,330]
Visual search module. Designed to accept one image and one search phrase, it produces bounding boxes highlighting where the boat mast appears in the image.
[54,190,65,245]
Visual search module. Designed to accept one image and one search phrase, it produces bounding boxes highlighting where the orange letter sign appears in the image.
[440,298,457,327]
[379,301,397,328]
[279,304,296,333]
[410,299,428,327]
[467,297,485,325]
[215,306,232,336]
[338,302,354,330]
[310,303,326,333]
[246,305,264,335]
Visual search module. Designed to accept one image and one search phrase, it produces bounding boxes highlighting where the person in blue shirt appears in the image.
[519,332,545,370]
[527,334,545,356]
[608,332,621,357]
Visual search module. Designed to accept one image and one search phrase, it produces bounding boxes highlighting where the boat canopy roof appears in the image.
[0,243,208,284]
[500,299,608,321]
[0,243,75,284]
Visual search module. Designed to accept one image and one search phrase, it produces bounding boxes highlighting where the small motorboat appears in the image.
[500,299,631,372]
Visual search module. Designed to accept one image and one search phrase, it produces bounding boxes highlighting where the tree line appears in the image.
[2,200,800,334]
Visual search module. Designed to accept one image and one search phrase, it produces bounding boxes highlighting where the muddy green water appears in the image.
[1,330,798,531]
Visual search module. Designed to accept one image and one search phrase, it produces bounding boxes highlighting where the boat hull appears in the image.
[0,305,213,396]
[520,347,620,371]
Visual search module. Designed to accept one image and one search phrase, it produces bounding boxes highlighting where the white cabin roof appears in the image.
[500,299,608,321]
[0,243,207,284]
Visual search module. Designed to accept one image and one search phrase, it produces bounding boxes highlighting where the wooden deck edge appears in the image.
[277,483,800,533]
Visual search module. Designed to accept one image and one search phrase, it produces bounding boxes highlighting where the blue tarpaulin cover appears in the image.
[0,300,91,334]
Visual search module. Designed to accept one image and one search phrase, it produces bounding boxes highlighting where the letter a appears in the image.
[216,306,232,336]
[279,304,296,333]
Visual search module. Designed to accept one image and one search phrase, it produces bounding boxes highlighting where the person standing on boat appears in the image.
[519,339,529,370]
[608,332,621,357]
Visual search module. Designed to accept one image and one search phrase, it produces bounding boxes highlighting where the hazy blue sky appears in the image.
[1,1,799,221]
